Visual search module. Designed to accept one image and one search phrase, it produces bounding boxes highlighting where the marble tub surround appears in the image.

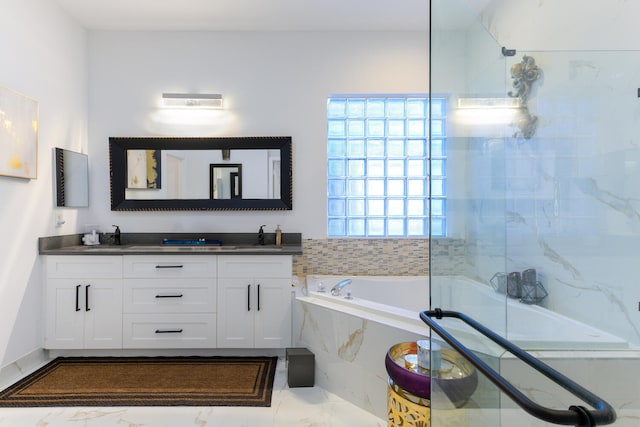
[499,350,640,427]
[38,232,302,255]
[294,290,427,420]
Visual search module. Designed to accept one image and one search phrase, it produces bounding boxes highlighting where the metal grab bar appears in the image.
[421,309,616,426]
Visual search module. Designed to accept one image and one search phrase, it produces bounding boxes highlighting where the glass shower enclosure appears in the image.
[429,0,637,425]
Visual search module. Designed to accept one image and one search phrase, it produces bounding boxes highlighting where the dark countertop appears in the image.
[39,232,302,256]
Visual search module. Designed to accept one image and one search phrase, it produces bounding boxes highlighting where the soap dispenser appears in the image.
[275,224,282,247]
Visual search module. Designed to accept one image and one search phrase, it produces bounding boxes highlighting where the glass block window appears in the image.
[327,95,447,237]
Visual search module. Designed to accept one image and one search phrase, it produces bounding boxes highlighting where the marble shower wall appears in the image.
[467,51,640,348]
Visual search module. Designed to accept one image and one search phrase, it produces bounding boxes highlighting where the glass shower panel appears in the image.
[500,49,639,425]
[503,49,640,351]
[429,0,509,425]
[430,2,635,422]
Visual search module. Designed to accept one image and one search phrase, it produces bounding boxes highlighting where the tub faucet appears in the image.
[330,279,352,296]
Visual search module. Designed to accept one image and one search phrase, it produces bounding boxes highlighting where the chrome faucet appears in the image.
[330,279,352,296]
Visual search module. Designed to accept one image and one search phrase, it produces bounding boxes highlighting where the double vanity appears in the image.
[39,233,302,351]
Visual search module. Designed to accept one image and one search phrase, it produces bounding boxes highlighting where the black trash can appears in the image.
[286,347,315,387]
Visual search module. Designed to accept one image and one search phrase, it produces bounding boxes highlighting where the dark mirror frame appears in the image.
[109,136,292,211]
[55,147,89,207]
[209,163,243,199]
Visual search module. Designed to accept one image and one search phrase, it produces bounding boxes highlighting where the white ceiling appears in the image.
[52,0,430,31]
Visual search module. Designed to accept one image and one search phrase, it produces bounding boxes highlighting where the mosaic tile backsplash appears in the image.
[292,238,465,279]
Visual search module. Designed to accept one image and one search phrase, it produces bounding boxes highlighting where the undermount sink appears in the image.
[125,245,227,251]
[123,245,283,252]
[63,244,284,252]
[231,246,283,251]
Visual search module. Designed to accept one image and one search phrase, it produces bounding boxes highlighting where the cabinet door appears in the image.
[45,279,85,349]
[217,278,254,348]
[83,279,123,349]
[254,278,292,348]
[44,278,122,349]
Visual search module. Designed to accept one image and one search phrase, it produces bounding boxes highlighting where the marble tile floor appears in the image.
[0,357,386,427]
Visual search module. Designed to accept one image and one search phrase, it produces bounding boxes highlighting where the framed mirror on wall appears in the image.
[55,148,89,207]
[109,136,292,211]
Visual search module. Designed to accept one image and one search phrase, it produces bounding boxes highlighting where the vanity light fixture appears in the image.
[457,97,520,110]
[456,97,522,126]
[162,93,224,109]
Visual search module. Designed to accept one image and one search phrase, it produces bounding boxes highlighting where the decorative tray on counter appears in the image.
[162,239,223,246]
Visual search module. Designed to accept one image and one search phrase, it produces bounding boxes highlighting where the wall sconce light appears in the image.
[162,93,224,109]
[455,56,541,140]
[221,149,231,161]
[456,97,522,125]
[457,97,520,110]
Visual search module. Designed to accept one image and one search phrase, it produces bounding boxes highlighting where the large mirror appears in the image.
[109,136,292,210]
[55,148,89,207]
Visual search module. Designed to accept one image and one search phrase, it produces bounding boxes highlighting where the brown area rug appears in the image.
[0,356,278,407]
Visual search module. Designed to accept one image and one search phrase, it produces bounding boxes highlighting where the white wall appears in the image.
[0,0,87,366]
[87,31,429,238]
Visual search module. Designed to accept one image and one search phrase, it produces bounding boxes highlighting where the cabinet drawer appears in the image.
[122,313,216,348]
[123,278,216,314]
[217,255,292,278]
[46,256,122,279]
[123,255,216,278]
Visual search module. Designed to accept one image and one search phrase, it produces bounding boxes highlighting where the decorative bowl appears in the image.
[385,341,478,407]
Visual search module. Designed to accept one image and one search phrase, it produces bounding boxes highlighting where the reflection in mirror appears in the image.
[110,136,292,210]
[127,149,160,189]
[55,148,89,207]
[210,164,242,199]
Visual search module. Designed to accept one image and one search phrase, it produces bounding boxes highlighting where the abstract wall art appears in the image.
[0,85,39,179]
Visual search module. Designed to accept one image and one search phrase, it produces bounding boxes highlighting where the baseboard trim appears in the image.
[0,348,50,390]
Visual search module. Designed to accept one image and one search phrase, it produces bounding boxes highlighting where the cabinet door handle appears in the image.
[75,284,81,311]
[155,265,184,269]
[85,284,90,311]
[247,284,251,311]
[155,329,183,334]
[257,284,261,311]
[155,294,184,299]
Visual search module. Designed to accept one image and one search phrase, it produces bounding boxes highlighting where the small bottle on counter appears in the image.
[275,224,282,246]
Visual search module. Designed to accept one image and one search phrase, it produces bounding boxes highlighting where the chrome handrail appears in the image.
[420,309,616,426]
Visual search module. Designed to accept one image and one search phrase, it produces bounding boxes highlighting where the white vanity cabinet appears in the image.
[122,255,217,348]
[217,255,292,348]
[43,251,294,350]
[44,256,123,349]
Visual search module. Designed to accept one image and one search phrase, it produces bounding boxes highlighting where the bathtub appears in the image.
[295,275,632,422]
[294,275,431,419]
[300,274,628,351]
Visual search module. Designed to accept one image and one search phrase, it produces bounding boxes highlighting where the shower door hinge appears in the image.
[502,46,516,57]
